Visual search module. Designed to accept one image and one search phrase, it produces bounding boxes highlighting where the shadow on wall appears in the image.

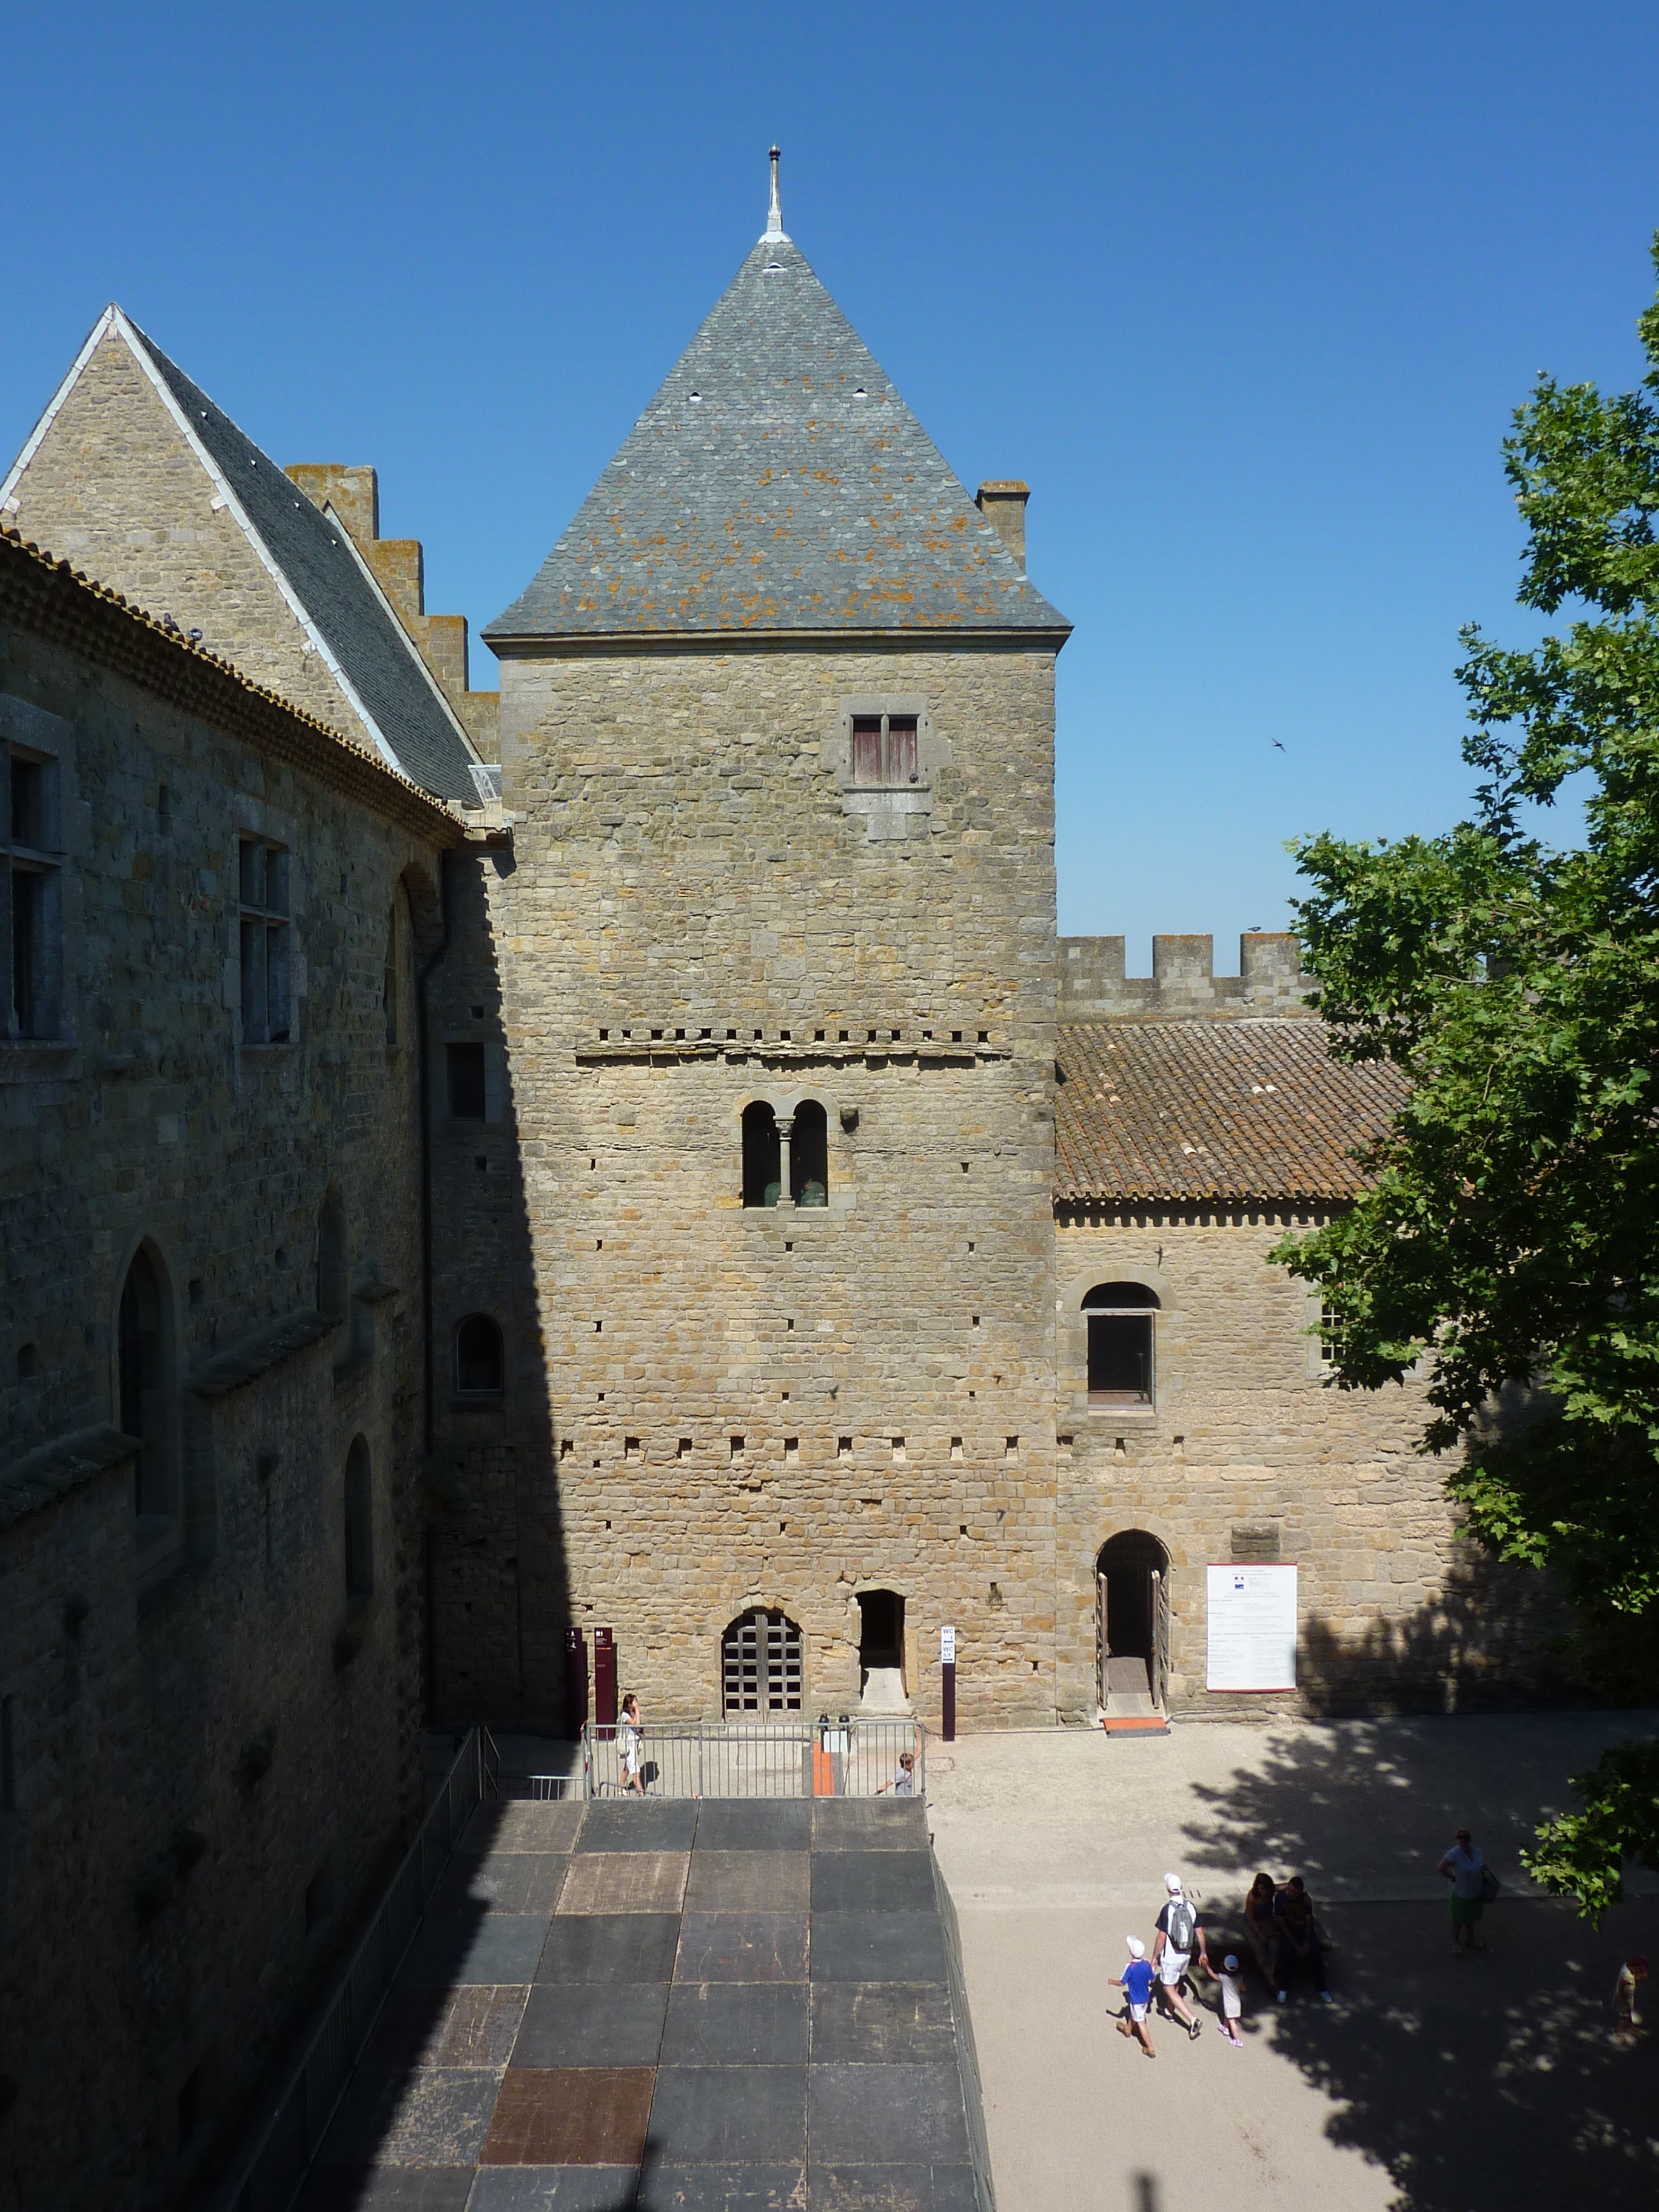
[423,845,572,1731]
[1296,1545,1574,1718]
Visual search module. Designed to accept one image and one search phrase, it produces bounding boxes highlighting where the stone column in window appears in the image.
[775,1114,794,1210]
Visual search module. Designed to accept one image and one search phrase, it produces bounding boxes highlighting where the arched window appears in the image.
[791,1099,828,1207]
[344,1436,374,1598]
[742,1101,780,1208]
[1083,1282,1159,1407]
[318,1188,348,1322]
[119,1244,175,1524]
[722,1608,803,1712]
[455,1314,504,1397]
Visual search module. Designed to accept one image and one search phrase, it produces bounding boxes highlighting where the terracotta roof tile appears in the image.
[1055,1019,1406,1205]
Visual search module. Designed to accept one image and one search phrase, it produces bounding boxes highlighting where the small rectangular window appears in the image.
[1088,1313,1153,1405]
[447,1042,486,1119]
[237,836,290,1045]
[1319,1303,1342,1363]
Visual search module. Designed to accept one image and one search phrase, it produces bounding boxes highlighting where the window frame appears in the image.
[4,739,64,1041]
[236,833,292,1047]
[454,1312,505,1399]
[1082,1282,1160,1410]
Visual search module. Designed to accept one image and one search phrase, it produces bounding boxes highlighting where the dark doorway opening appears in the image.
[742,1102,780,1207]
[857,1589,907,1708]
[1096,1530,1171,1714]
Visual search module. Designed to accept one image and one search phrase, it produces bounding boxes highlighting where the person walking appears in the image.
[618,1692,645,1795]
[1151,1874,1209,2040]
[1113,1936,1158,2057]
[1276,1877,1333,2002]
[876,1751,916,1797]
[1216,1952,1245,2045]
[1244,1871,1284,2000]
[1436,1827,1488,1956]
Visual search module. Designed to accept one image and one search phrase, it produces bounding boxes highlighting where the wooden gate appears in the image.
[1096,1571,1108,1710]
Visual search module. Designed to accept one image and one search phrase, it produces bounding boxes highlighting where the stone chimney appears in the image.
[976,481,1029,571]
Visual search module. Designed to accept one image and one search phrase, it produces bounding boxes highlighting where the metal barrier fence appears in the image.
[213,1726,495,2212]
[581,1715,925,1800]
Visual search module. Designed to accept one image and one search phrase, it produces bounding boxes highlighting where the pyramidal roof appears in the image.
[488,198,1070,645]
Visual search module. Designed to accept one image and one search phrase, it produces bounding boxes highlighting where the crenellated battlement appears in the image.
[1059,931,1314,1019]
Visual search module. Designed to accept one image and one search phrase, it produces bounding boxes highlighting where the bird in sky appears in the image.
[1273,740,1285,751]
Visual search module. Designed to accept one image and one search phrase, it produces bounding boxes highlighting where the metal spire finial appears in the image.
[763,144,789,244]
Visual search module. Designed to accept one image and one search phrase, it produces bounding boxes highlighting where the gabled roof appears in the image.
[1055,1020,1408,1207]
[488,235,1070,645]
[2,308,481,804]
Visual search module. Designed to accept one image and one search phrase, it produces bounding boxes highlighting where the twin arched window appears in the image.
[741,1100,829,1208]
[1084,1281,1159,1407]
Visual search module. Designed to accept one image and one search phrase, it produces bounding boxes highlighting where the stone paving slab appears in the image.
[298,1796,985,2211]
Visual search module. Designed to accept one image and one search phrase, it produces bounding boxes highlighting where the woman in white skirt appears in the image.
[619,1692,645,1795]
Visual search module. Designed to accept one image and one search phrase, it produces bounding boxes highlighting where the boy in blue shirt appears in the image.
[1113,1936,1158,2057]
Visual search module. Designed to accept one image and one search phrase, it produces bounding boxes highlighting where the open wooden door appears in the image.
[1149,1567,1171,1712]
[1096,1571,1109,1710]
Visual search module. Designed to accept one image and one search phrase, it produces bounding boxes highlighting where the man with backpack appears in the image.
[1151,1873,1210,2040]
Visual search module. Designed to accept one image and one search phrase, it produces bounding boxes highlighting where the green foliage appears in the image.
[1272,237,1659,1919]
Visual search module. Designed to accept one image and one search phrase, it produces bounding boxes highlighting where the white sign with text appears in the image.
[1205,1563,1298,1691]
[940,1624,956,1665]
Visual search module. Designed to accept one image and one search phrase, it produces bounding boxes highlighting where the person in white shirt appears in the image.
[1436,1826,1487,1955]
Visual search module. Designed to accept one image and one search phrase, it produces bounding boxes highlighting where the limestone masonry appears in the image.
[0,176,1563,2207]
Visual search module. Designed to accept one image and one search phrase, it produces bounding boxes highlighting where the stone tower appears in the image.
[460,164,1071,1726]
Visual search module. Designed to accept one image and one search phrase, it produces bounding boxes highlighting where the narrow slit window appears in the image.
[6,744,63,1040]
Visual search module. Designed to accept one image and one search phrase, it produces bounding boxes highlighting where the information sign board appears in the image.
[1205,1563,1298,1691]
[940,1624,956,1664]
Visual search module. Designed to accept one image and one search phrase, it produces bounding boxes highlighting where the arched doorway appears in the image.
[722,1608,803,1713]
[1096,1531,1171,1715]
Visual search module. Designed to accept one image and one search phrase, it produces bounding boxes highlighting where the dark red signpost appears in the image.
[593,1625,617,1733]
[564,1626,588,1742]
[941,1623,956,1742]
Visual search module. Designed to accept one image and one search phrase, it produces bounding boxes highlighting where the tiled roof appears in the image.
[0,529,463,848]
[125,321,481,803]
[488,237,1071,643]
[1055,1019,1407,1205]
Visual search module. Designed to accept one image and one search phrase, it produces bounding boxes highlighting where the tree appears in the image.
[1272,237,1659,1923]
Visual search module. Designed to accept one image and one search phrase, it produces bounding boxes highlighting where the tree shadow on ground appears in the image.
[1178,1692,1659,2208]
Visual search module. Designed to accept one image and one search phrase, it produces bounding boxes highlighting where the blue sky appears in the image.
[7,1,1659,962]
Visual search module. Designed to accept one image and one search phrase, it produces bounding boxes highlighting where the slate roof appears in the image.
[1055,1019,1408,1205]
[488,236,1071,643]
[124,321,480,803]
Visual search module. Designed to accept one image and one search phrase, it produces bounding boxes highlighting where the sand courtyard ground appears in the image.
[925,1711,1659,2212]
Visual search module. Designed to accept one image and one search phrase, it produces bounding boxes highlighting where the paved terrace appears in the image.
[297,1793,986,2211]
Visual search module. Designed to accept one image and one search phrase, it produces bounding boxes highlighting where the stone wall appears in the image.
[1053,1206,1566,1721]
[0,606,446,2211]
[433,639,1063,1731]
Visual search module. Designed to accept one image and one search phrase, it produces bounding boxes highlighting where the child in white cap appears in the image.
[1111,1936,1158,2057]
[1216,1952,1244,2045]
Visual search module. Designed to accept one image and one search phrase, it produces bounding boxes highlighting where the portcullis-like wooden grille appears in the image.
[722,1609,803,1712]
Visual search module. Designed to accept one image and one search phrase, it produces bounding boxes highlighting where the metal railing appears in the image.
[581,1714,925,1800]
[213,1726,495,2212]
